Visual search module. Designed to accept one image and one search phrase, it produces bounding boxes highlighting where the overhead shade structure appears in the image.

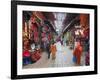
[42,12,56,25]
[62,15,80,33]
[53,12,66,33]
[62,13,79,30]
[33,12,46,21]
[44,20,57,34]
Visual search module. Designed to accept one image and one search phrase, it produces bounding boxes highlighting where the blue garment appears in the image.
[23,57,31,65]
[73,56,77,63]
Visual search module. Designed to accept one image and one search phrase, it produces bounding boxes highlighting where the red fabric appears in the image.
[34,32,38,37]
[48,34,52,41]
[34,32,39,42]
[30,16,35,23]
[23,50,30,57]
[35,12,46,20]
[31,23,37,31]
[83,28,89,38]
[31,51,41,61]
[42,32,46,38]
[45,26,48,31]
[73,45,83,64]
[35,52,41,60]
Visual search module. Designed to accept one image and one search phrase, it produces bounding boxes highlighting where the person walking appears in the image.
[46,43,51,59]
[50,43,57,60]
[73,42,83,65]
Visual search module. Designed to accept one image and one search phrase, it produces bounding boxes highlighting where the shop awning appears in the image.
[62,16,80,33]
[33,12,46,21]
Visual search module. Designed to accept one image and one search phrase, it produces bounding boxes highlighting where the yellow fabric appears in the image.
[50,44,57,59]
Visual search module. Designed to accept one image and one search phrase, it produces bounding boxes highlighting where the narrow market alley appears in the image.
[23,11,89,69]
[23,41,85,69]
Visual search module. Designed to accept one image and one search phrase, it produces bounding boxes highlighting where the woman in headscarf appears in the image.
[50,43,57,60]
[73,42,83,65]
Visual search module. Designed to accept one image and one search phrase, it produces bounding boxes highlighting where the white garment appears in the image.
[31,43,35,50]
[55,41,62,51]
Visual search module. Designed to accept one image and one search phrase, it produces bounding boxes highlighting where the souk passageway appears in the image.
[23,11,90,69]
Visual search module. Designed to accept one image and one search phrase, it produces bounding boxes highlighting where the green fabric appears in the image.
[36,17,41,23]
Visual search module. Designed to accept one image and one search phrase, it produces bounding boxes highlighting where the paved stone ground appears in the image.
[23,43,85,69]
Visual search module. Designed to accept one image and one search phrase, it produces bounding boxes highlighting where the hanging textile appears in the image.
[34,31,39,43]
[35,17,41,23]
[48,34,52,41]
[41,32,46,38]
[31,23,38,32]
[83,28,89,38]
